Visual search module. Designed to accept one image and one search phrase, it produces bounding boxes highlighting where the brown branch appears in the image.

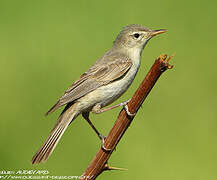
[80,54,174,180]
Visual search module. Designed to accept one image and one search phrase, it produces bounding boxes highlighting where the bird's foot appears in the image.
[124,104,136,117]
[121,99,136,117]
[99,134,111,152]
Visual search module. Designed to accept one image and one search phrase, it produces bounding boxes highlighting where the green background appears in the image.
[0,0,217,179]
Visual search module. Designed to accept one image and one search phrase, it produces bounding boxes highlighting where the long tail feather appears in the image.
[31,103,78,164]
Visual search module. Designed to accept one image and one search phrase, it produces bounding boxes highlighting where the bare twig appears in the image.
[80,54,174,180]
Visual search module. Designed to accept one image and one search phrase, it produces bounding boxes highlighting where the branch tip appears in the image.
[166,55,174,69]
[159,54,174,71]
[159,54,167,61]
[167,54,174,62]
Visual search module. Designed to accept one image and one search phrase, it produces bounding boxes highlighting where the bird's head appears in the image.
[113,24,167,50]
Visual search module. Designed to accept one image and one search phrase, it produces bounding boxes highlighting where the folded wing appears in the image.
[46,56,132,115]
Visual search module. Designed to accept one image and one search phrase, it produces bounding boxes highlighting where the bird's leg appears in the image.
[92,99,131,113]
[82,112,111,152]
[92,99,135,117]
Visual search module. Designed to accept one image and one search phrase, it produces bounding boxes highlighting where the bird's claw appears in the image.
[124,104,136,117]
[99,134,111,152]
[121,99,135,117]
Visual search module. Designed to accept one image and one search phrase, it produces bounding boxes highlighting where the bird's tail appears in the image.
[31,103,78,164]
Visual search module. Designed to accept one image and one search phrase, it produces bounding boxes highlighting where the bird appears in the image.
[31,24,167,164]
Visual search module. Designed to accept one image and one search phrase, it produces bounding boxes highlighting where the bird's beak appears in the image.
[150,29,167,37]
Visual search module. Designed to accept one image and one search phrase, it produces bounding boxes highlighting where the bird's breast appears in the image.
[95,57,141,107]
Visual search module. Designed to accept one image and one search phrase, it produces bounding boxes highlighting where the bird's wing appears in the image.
[46,56,132,115]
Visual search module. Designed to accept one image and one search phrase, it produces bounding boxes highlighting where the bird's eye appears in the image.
[133,33,140,39]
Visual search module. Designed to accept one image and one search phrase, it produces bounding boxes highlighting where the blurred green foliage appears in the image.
[0,0,217,179]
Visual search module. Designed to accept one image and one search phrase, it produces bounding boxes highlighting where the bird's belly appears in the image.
[97,75,133,107]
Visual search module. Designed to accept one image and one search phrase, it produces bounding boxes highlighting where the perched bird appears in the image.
[31,24,166,164]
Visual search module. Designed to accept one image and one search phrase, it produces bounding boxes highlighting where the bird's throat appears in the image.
[127,47,142,64]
